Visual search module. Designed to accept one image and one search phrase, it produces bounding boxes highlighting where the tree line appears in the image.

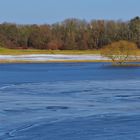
[0,16,139,50]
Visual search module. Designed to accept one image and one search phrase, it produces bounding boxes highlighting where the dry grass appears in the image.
[0,47,140,55]
[0,48,100,55]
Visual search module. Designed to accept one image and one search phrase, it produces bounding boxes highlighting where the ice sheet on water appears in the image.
[1,80,140,139]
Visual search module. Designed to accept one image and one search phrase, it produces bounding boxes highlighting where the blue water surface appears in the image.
[0,63,140,140]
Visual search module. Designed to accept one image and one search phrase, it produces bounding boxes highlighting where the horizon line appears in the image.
[0,16,139,25]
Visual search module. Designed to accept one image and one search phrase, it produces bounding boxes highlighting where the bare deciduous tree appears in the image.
[101,40,138,64]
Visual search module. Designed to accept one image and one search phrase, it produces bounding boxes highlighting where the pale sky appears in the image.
[0,0,139,24]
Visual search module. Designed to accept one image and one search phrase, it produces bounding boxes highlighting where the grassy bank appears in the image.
[0,48,100,55]
[0,47,140,64]
[0,47,140,55]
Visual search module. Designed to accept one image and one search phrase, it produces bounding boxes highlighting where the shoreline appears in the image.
[0,60,112,64]
[0,54,140,64]
[0,54,109,63]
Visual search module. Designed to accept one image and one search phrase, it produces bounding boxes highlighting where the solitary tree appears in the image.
[101,40,138,64]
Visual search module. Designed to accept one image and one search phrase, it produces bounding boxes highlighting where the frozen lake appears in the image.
[0,63,140,140]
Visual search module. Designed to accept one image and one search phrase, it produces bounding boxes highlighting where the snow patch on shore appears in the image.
[0,54,109,61]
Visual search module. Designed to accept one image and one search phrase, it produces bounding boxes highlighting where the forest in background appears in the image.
[0,17,139,50]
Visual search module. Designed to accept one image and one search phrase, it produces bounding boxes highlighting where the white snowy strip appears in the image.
[0,54,109,61]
